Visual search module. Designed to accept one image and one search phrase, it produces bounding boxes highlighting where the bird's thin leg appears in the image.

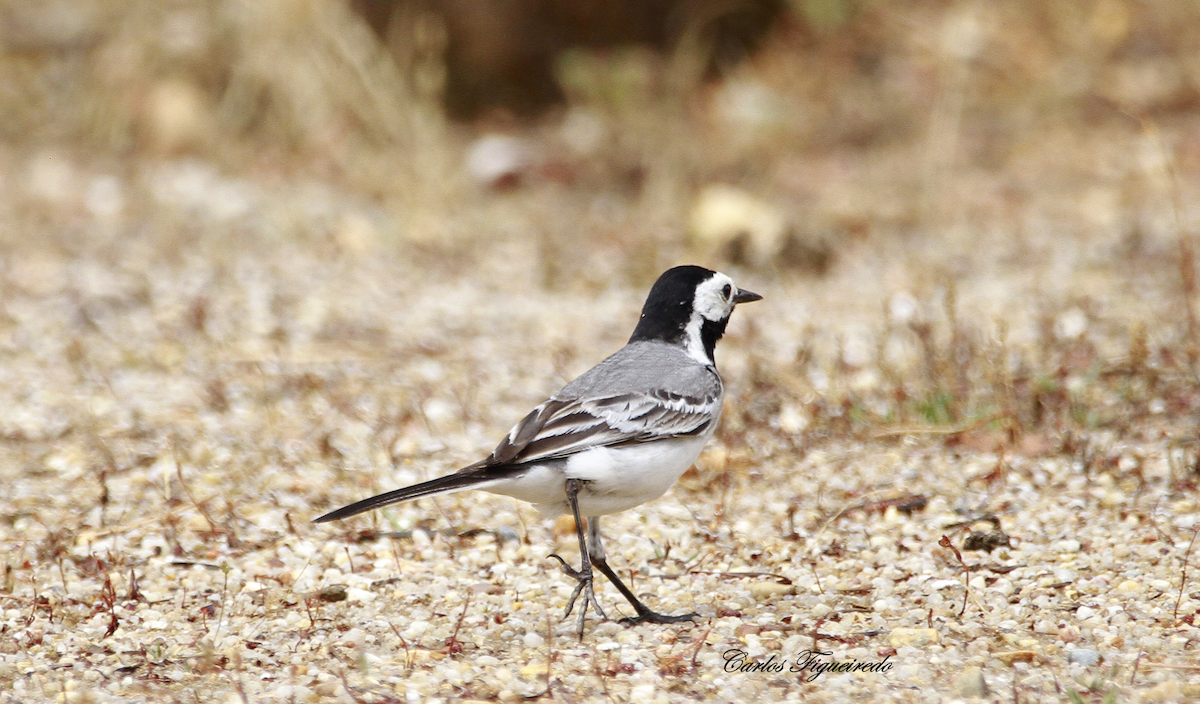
[587,517,698,626]
[546,478,607,639]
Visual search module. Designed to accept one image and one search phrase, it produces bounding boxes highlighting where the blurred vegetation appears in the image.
[0,0,1198,442]
[4,0,1197,197]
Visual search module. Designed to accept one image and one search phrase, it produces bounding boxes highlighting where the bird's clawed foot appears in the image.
[618,609,699,626]
[547,554,608,635]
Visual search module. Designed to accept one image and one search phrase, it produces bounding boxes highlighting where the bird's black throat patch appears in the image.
[699,316,728,363]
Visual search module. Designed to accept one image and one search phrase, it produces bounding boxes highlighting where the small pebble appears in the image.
[1142,680,1183,702]
[522,632,544,649]
[748,582,796,599]
[963,530,1010,552]
[1033,619,1058,634]
[1067,648,1102,666]
[888,628,939,648]
[1115,580,1143,594]
[518,662,549,680]
[317,585,347,603]
[952,666,987,698]
[345,588,375,603]
[1056,539,1082,554]
[995,650,1038,665]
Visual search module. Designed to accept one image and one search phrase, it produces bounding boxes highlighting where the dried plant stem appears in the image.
[1174,525,1200,622]
[939,535,969,617]
[1142,118,1200,382]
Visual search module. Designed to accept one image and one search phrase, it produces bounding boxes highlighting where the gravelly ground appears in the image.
[2,198,1199,704]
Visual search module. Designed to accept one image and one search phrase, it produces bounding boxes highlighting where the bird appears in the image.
[314,265,761,637]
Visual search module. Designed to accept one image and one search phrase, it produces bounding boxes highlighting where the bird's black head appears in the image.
[628,265,761,364]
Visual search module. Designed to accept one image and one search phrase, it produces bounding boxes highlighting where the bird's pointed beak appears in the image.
[733,288,763,304]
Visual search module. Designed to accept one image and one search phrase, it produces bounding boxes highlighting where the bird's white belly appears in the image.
[487,433,711,517]
[570,435,710,515]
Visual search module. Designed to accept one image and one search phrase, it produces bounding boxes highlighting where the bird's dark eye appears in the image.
[721,284,732,299]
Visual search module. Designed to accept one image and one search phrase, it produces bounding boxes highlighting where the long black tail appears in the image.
[313,464,526,523]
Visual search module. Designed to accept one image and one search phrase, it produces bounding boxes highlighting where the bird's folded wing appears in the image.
[484,389,720,467]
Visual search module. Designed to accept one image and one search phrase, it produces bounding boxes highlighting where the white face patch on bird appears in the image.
[692,272,738,323]
[682,270,761,366]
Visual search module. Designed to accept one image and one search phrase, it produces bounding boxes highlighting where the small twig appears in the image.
[811,489,894,546]
[690,622,712,669]
[671,570,791,583]
[214,564,231,642]
[1145,496,1174,544]
[594,656,615,702]
[127,567,141,602]
[83,511,208,541]
[1175,525,1200,621]
[545,606,553,695]
[522,608,555,700]
[807,616,828,652]
[335,667,367,704]
[1143,662,1200,671]
[682,548,712,574]
[444,592,471,657]
[871,412,1005,438]
[234,658,252,704]
[173,437,217,533]
[1131,651,1143,685]
[939,535,970,617]
[97,468,110,529]
[810,561,824,594]
[388,623,412,669]
[0,594,39,604]
[101,574,119,638]
[943,514,1002,532]
[303,597,318,631]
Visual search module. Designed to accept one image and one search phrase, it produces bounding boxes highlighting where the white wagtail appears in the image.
[315,265,761,637]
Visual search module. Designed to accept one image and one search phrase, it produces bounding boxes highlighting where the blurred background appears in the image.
[3,0,1197,284]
